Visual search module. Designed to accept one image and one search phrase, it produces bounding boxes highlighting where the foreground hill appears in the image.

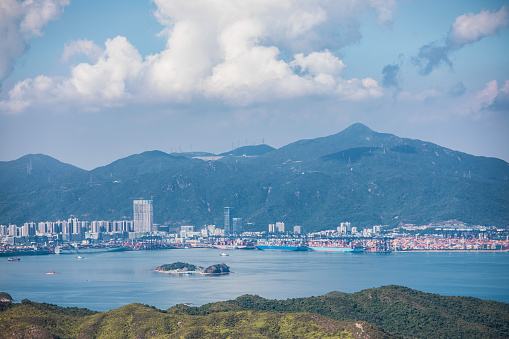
[1,286,508,338]
[200,285,509,339]
[0,300,394,339]
[1,123,508,229]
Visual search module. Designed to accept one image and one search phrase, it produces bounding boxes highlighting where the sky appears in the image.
[0,0,508,170]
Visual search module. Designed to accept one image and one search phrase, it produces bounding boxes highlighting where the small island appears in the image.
[203,263,230,275]
[155,262,230,275]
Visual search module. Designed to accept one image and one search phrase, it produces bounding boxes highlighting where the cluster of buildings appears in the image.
[1,200,508,252]
[1,200,155,244]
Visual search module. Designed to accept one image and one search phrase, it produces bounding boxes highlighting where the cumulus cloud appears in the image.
[61,39,103,63]
[414,6,508,75]
[1,0,394,113]
[0,0,69,84]
[488,80,509,112]
[449,6,509,46]
[470,80,509,113]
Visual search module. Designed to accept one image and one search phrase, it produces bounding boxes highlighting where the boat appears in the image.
[76,256,84,259]
[55,245,125,255]
[45,271,56,274]
[212,245,237,250]
[307,246,363,253]
[7,257,20,261]
[255,245,308,251]
[236,244,256,250]
[220,253,229,256]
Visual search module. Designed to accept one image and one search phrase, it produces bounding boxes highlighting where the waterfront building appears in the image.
[8,224,17,237]
[294,225,302,234]
[224,207,234,235]
[276,222,285,233]
[37,222,46,234]
[22,222,36,237]
[341,222,352,232]
[133,200,154,233]
[269,223,275,233]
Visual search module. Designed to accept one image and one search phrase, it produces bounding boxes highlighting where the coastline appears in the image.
[392,249,509,253]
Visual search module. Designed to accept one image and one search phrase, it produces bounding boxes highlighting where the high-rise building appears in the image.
[224,207,234,235]
[133,200,154,233]
[293,225,302,234]
[276,222,285,233]
[232,218,243,234]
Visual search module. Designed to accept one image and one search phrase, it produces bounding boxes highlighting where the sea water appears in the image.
[1,249,508,311]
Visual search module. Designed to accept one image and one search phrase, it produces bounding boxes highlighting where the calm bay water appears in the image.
[1,249,508,311]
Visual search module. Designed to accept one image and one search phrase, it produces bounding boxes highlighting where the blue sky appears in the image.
[1,0,508,170]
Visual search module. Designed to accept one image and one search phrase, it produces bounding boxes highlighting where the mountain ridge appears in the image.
[1,123,508,228]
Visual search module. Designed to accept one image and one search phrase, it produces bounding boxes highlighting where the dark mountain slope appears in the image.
[1,124,508,228]
[0,153,84,186]
[220,144,275,157]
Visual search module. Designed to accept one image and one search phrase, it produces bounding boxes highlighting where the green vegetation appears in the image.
[199,285,509,339]
[1,286,508,338]
[157,262,202,272]
[1,124,508,229]
[204,263,230,274]
[0,299,390,338]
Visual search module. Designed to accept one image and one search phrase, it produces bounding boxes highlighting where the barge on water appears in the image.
[255,245,308,251]
[307,246,363,253]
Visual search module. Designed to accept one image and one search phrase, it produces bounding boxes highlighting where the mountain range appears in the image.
[1,123,508,230]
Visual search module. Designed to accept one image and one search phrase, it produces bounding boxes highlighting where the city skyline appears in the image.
[0,0,508,170]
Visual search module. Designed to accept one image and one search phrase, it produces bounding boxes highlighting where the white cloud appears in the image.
[469,80,509,113]
[71,37,143,102]
[415,6,509,75]
[291,51,345,76]
[20,0,70,37]
[61,39,103,63]
[1,0,395,113]
[0,0,70,84]
[0,0,26,83]
[449,6,509,46]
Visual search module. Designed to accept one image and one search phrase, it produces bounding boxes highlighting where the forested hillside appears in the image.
[1,286,508,338]
[1,123,508,230]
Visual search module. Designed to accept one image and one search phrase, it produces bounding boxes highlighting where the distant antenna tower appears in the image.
[27,159,32,175]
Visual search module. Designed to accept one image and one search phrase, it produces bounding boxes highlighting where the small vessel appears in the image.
[213,245,237,250]
[55,245,125,255]
[76,256,84,259]
[220,253,229,256]
[255,245,308,251]
[45,271,56,274]
[7,257,20,261]
[307,246,363,253]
